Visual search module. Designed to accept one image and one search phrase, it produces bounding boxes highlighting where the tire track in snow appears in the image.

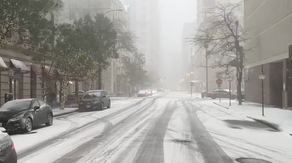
[55,97,160,163]
[17,98,148,160]
[163,103,204,163]
[182,101,233,163]
[191,99,292,161]
[132,101,177,163]
[55,116,79,134]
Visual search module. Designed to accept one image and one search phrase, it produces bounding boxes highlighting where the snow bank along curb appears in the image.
[213,102,229,110]
[213,102,282,132]
[53,109,78,117]
[247,116,281,131]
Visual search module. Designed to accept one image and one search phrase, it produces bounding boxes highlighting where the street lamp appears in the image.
[228,77,234,106]
[204,44,210,92]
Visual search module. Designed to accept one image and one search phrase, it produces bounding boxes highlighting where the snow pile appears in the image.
[196,99,292,163]
[202,99,292,134]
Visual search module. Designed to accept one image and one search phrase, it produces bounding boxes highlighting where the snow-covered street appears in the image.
[8,92,292,163]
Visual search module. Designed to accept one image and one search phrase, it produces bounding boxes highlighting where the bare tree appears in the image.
[192,1,248,105]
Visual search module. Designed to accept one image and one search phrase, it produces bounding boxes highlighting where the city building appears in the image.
[59,0,129,95]
[194,0,230,91]
[244,0,292,108]
[126,0,161,74]
[181,22,197,89]
[193,0,242,92]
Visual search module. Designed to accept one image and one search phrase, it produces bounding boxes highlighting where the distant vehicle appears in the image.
[0,99,53,133]
[234,90,245,100]
[201,90,209,98]
[138,90,148,97]
[0,128,17,163]
[146,89,153,96]
[78,90,111,111]
[67,90,85,103]
[208,90,237,99]
[157,89,165,92]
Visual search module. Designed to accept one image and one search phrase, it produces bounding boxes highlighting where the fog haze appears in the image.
[159,0,197,89]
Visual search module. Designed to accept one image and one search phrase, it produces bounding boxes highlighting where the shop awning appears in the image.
[0,57,8,70]
[31,64,54,76]
[10,59,30,72]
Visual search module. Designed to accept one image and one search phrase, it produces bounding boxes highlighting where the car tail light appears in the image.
[11,143,15,150]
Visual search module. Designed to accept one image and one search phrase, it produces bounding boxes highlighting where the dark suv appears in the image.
[78,90,111,111]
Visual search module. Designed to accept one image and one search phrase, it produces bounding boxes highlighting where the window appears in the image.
[38,100,46,106]
[0,100,31,111]
[103,91,108,96]
[82,91,102,99]
[32,101,40,108]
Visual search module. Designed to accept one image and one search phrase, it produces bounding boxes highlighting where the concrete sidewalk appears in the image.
[202,99,292,135]
[51,97,137,117]
[53,107,78,117]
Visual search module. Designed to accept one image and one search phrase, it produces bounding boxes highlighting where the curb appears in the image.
[213,102,229,110]
[53,109,78,117]
[247,116,281,131]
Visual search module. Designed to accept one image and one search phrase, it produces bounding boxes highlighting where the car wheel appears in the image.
[100,102,104,110]
[107,100,111,108]
[45,114,53,126]
[24,118,33,132]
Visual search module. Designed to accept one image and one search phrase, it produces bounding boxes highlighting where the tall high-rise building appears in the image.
[58,0,129,94]
[244,0,292,108]
[181,22,196,76]
[194,0,242,92]
[123,0,161,74]
[197,0,216,25]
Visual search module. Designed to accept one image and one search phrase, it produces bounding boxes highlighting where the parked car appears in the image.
[201,90,208,98]
[234,90,245,101]
[0,99,53,133]
[78,90,111,111]
[208,89,237,99]
[0,128,17,163]
[138,90,148,97]
[67,90,85,104]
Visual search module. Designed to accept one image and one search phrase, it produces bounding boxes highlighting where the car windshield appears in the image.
[0,100,31,111]
[82,92,102,99]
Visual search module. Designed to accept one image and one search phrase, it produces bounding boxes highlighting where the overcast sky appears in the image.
[159,0,197,89]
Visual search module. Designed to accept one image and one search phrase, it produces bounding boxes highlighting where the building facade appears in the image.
[244,0,292,108]
[195,0,230,91]
[181,22,196,90]
[126,0,161,73]
[0,46,59,105]
[59,0,129,95]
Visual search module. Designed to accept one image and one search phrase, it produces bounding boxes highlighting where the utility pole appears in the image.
[204,44,209,92]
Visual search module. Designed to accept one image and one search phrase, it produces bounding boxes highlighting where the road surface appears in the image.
[9,92,263,163]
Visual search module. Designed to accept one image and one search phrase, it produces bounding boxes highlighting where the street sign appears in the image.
[259,73,265,80]
[216,79,223,85]
[190,82,194,86]
[9,68,22,79]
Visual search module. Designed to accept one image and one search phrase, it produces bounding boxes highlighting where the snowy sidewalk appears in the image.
[53,107,78,117]
[202,99,292,135]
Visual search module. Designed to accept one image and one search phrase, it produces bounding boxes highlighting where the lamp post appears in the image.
[228,78,233,106]
[187,73,191,93]
[204,44,210,92]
